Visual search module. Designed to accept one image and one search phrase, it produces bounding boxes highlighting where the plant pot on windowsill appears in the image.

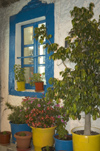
[17,81,25,91]
[35,81,44,92]
[14,131,32,150]
[29,73,45,92]
[13,64,26,91]
[0,131,11,145]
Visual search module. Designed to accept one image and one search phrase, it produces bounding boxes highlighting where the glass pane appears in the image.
[38,56,45,64]
[24,67,34,83]
[24,47,34,56]
[38,45,45,55]
[38,66,45,74]
[38,66,46,84]
[24,47,34,64]
[24,26,33,45]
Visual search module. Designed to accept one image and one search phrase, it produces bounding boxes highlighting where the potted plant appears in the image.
[29,73,45,92]
[54,125,73,151]
[41,146,55,151]
[0,131,11,145]
[22,97,68,151]
[13,64,26,91]
[14,131,32,150]
[5,102,31,143]
[34,3,100,151]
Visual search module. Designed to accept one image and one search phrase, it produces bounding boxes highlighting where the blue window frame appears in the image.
[20,21,46,89]
[9,0,54,98]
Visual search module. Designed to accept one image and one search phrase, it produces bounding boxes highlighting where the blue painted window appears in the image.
[9,0,54,98]
[20,21,46,89]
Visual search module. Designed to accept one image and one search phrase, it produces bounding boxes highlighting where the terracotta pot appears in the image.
[35,82,44,92]
[14,131,32,150]
[0,131,11,145]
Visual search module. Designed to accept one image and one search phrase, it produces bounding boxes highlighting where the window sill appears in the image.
[9,89,45,98]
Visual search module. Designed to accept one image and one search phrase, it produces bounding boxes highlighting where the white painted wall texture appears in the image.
[0,0,100,132]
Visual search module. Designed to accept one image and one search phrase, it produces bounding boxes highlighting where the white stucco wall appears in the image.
[0,0,100,133]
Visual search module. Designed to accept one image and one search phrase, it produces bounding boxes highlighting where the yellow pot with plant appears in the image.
[23,97,68,151]
[13,64,26,91]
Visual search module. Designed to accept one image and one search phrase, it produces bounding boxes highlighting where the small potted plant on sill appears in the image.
[13,64,26,91]
[0,131,11,145]
[5,102,31,144]
[29,72,45,92]
[14,131,32,150]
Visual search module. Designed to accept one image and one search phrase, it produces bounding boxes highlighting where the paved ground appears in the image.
[0,143,34,151]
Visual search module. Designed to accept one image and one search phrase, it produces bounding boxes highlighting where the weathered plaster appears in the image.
[0,0,100,132]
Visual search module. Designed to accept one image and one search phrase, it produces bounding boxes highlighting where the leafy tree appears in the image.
[34,3,100,135]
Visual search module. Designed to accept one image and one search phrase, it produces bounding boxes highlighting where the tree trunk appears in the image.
[84,113,91,135]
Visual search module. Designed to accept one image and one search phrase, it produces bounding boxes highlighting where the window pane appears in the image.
[38,45,45,55]
[38,56,45,64]
[24,67,34,83]
[38,66,46,84]
[38,66,45,74]
[24,26,33,45]
[24,47,34,64]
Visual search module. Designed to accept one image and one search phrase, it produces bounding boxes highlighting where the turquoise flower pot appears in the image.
[54,134,73,151]
[10,122,31,143]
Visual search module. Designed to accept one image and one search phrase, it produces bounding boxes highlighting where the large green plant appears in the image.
[34,3,100,135]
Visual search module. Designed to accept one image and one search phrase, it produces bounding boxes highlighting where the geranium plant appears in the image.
[22,97,68,139]
[29,73,45,86]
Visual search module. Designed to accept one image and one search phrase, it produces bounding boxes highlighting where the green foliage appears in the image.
[34,3,100,135]
[19,132,26,136]
[5,102,26,124]
[3,131,7,135]
[13,64,25,82]
[29,73,45,86]
[23,97,68,130]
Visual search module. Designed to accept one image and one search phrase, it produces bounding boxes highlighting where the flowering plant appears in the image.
[29,73,45,86]
[22,97,68,132]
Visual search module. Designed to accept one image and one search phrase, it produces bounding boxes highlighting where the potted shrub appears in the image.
[0,131,11,145]
[14,131,32,150]
[34,3,100,151]
[22,97,68,151]
[13,64,26,91]
[29,73,45,92]
[54,125,73,151]
[5,102,31,143]
[41,146,55,151]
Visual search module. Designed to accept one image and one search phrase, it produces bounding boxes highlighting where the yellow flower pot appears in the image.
[31,126,56,151]
[17,81,25,91]
[71,127,100,151]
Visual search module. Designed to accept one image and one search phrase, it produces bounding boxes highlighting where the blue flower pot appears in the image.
[54,134,73,151]
[10,122,31,143]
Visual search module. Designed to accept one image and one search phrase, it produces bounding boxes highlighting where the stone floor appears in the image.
[0,143,34,151]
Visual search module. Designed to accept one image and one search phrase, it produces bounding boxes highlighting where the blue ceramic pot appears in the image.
[54,134,73,151]
[10,122,31,143]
